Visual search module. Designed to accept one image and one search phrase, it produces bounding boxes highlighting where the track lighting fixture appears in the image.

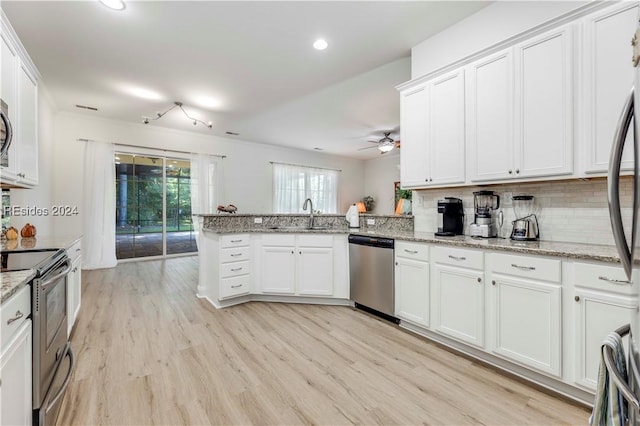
[142,101,213,129]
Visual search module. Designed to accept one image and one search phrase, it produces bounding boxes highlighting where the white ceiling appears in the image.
[2,1,489,159]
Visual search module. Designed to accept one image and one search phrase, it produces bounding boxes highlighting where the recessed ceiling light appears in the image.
[193,96,222,109]
[313,39,328,51]
[127,87,163,101]
[99,0,125,10]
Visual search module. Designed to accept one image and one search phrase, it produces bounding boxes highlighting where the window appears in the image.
[273,163,338,213]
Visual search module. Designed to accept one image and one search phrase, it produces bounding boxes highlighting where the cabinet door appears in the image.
[67,255,82,335]
[395,257,429,326]
[297,247,333,296]
[400,85,429,187]
[0,320,32,426]
[467,50,514,182]
[0,33,18,181]
[582,3,638,174]
[431,264,484,348]
[260,246,296,294]
[515,25,573,178]
[574,288,637,390]
[16,64,37,185]
[491,275,562,377]
[429,69,466,185]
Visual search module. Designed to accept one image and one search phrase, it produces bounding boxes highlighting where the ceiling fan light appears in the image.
[378,141,395,153]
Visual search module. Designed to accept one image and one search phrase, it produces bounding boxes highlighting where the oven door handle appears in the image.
[41,259,72,292]
[44,344,75,414]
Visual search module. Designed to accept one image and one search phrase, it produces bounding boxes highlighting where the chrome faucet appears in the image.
[303,198,314,229]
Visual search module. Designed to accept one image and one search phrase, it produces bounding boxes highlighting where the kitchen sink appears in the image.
[267,225,332,231]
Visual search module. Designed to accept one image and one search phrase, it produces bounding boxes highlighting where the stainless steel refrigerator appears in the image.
[607,6,640,422]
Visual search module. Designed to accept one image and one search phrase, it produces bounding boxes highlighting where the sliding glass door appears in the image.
[115,153,197,260]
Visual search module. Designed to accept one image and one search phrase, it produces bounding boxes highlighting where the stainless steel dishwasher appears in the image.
[348,235,397,322]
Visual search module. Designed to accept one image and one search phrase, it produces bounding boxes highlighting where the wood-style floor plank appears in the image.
[57,257,590,425]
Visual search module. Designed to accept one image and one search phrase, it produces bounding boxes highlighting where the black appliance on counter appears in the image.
[1,249,75,426]
[435,197,464,236]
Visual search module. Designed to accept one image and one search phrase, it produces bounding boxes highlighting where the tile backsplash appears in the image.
[412,177,633,246]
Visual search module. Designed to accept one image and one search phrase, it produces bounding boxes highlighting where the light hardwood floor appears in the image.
[58,257,590,425]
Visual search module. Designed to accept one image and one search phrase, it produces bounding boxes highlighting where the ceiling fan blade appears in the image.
[357,145,379,151]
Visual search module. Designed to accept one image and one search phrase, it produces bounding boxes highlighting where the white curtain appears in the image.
[82,142,117,270]
[191,154,220,248]
[273,163,338,213]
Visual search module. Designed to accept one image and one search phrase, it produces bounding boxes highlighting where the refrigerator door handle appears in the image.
[608,87,636,281]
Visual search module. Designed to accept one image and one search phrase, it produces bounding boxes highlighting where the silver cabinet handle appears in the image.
[7,310,24,325]
[230,267,243,272]
[230,239,242,243]
[608,87,636,281]
[598,276,632,285]
[448,255,466,261]
[231,284,243,289]
[511,263,535,271]
[404,249,418,254]
[230,253,242,257]
[76,248,81,252]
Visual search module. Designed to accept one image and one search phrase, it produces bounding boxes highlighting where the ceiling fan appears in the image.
[358,132,400,154]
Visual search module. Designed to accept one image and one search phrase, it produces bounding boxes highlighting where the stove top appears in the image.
[1,249,66,275]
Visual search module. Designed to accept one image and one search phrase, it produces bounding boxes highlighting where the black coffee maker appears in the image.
[435,197,464,236]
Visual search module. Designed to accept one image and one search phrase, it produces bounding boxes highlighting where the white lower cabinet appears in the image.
[571,261,639,391]
[257,234,335,296]
[394,242,430,326]
[489,253,562,377]
[67,239,82,335]
[431,247,485,348]
[1,286,32,426]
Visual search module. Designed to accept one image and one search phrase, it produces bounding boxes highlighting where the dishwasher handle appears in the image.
[348,235,394,249]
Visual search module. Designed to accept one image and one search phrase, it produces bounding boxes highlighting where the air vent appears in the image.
[75,104,98,111]
[225,131,239,136]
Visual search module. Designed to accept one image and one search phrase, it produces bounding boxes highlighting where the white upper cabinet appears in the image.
[400,69,465,189]
[467,49,514,182]
[429,69,466,185]
[581,2,638,174]
[400,85,429,187]
[514,25,574,178]
[0,14,39,187]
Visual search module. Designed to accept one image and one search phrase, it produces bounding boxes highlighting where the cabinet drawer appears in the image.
[573,262,637,296]
[396,241,429,261]
[432,246,483,270]
[297,234,332,248]
[1,285,31,348]
[67,239,82,262]
[261,234,296,247]
[220,261,250,278]
[220,247,250,263]
[219,276,251,299]
[221,234,250,248]
[492,253,561,283]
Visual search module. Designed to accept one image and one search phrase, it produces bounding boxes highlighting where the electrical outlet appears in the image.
[503,192,513,207]
[254,217,263,224]
[367,218,375,225]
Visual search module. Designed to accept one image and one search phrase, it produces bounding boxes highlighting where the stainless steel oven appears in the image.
[1,248,76,425]
[31,249,75,426]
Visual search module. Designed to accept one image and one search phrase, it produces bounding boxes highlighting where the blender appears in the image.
[510,195,540,241]
[469,190,500,238]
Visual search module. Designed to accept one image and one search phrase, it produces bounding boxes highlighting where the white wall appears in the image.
[363,153,400,214]
[9,85,56,236]
[411,1,588,79]
[51,112,365,236]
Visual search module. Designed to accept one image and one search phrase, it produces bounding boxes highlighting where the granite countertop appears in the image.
[350,229,623,264]
[1,234,82,305]
[1,269,36,304]
[204,225,623,264]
